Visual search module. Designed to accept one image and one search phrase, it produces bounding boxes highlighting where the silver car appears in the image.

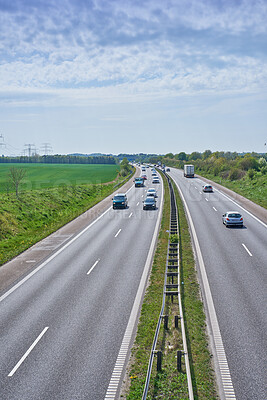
[203,185,213,192]
[152,176,160,184]
[147,188,158,198]
[222,211,243,227]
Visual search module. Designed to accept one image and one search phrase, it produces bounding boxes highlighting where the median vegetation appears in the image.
[124,172,218,399]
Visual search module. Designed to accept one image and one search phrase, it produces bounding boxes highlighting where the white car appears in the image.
[152,176,160,184]
[222,211,243,227]
[147,188,158,198]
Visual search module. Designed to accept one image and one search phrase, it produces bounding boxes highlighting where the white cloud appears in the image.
[0,0,266,156]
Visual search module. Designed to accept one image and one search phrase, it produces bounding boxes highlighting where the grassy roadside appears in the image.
[196,171,267,209]
[0,173,133,266]
[125,173,218,399]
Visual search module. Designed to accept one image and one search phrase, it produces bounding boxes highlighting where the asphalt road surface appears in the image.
[168,167,267,400]
[0,168,163,400]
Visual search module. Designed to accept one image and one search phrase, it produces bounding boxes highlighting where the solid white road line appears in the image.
[115,229,122,238]
[215,189,267,229]
[8,327,49,377]
[242,244,253,257]
[87,259,100,275]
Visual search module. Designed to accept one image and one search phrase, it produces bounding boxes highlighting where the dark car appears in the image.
[222,211,243,227]
[166,168,170,172]
[143,197,156,210]
[203,185,213,192]
[112,193,128,209]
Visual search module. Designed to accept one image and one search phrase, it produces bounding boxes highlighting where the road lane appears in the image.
[0,168,163,400]
[168,167,267,400]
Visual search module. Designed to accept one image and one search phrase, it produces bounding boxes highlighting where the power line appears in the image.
[24,143,35,157]
[41,143,53,155]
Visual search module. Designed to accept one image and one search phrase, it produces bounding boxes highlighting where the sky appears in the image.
[0,0,266,156]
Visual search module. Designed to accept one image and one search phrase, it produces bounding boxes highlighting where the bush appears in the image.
[170,234,178,243]
[228,168,243,181]
[247,169,255,179]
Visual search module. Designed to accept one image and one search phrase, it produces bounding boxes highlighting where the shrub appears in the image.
[247,169,255,179]
[228,168,243,181]
[170,234,178,243]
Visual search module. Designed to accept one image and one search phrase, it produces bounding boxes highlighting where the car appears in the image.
[134,177,144,187]
[152,176,160,184]
[203,185,213,192]
[146,192,156,198]
[112,193,128,209]
[143,197,156,210]
[147,188,158,198]
[166,168,170,172]
[141,174,147,180]
[151,172,157,176]
[222,211,243,227]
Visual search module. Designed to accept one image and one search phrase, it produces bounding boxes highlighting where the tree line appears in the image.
[161,151,267,180]
[0,155,117,164]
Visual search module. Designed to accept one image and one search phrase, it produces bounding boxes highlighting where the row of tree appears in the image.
[0,155,117,164]
[161,151,267,180]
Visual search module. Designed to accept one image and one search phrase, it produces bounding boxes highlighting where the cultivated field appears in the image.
[0,163,120,192]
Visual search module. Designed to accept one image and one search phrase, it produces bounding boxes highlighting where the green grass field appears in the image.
[0,163,120,192]
[0,163,133,265]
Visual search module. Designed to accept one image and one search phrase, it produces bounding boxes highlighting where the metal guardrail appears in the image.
[142,173,194,400]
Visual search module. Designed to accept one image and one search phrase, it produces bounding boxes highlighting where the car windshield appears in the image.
[146,198,154,202]
[228,213,241,218]
[114,196,125,200]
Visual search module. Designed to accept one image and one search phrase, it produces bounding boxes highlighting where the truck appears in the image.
[134,177,145,187]
[184,164,194,178]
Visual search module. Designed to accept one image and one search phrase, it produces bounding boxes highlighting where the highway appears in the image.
[0,168,163,400]
[168,167,267,400]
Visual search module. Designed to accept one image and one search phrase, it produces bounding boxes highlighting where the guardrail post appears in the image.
[175,315,180,329]
[157,351,162,371]
[177,350,182,371]
[164,315,168,330]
